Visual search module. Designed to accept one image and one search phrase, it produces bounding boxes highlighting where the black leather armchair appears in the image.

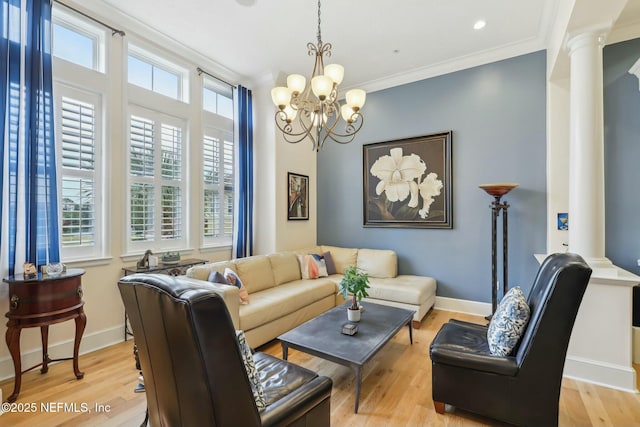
[429,253,592,427]
[118,274,332,427]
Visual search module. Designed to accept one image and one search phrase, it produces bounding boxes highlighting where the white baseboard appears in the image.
[564,355,639,393]
[434,296,491,317]
[0,325,125,382]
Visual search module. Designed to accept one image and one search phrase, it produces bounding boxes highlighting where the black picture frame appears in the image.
[363,131,453,228]
[288,172,309,220]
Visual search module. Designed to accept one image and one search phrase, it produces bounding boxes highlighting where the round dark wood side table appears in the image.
[3,268,86,403]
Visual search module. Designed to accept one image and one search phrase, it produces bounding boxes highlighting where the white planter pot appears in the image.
[347,307,361,322]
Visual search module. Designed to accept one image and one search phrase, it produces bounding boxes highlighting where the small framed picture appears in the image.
[557,213,568,230]
[288,172,309,220]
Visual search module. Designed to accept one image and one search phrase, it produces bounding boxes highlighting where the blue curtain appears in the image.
[1,0,60,275]
[233,85,253,258]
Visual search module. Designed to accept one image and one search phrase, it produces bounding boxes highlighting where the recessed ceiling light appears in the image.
[473,20,486,30]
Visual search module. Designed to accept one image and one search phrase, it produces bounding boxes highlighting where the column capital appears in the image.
[564,24,611,55]
[629,58,640,91]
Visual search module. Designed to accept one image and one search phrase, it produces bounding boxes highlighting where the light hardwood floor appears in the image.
[1,309,639,426]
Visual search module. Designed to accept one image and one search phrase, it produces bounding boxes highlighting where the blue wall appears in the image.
[317,51,547,302]
[604,38,640,275]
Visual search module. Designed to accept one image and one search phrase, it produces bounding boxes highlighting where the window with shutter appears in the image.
[128,107,186,251]
[202,131,233,246]
[55,86,103,260]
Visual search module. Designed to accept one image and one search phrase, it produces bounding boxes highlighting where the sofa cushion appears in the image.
[357,249,397,278]
[235,256,276,294]
[267,252,301,285]
[292,246,323,255]
[366,275,436,305]
[187,260,237,281]
[239,279,336,331]
[297,254,329,279]
[321,246,358,274]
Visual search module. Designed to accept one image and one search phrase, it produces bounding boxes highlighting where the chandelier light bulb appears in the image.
[346,89,366,110]
[311,75,333,100]
[341,104,356,123]
[283,104,297,122]
[286,74,306,95]
[324,64,344,85]
[271,87,292,109]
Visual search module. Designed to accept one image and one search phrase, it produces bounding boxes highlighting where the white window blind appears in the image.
[55,87,103,260]
[203,132,233,245]
[128,108,186,251]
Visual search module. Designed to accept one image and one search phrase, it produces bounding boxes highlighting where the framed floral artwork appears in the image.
[363,131,453,228]
[288,172,309,220]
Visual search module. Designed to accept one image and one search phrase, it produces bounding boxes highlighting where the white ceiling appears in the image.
[97,0,639,91]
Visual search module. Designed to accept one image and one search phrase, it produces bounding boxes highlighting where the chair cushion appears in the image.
[235,330,267,409]
[253,352,318,406]
[430,320,519,375]
[487,287,530,356]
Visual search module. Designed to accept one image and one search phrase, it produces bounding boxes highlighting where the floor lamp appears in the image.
[479,183,518,319]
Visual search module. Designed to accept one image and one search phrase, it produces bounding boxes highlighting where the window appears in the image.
[54,85,103,260]
[127,46,186,101]
[128,108,186,250]
[203,130,234,245]
[52,8,105,72]
[203,79,233,119]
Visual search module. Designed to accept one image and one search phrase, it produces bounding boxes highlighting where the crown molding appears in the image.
[344,36,546,95]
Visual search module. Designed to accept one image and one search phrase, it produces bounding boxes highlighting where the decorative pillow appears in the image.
[224,268,250,304]
[323,251,337,275]
[487,287,531,356]
[297,254,328,279]
[235,330,266,410]
[207,270,227,284]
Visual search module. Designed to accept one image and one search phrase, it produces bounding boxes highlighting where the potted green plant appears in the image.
[338,265,370,322]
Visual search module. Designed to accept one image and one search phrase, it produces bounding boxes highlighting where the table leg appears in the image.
[354,366,362,413]
[40,325,50,374]
[73,310,86,379]
[5,325,22,403]
[408,320,413,345]
[282,343,289,360]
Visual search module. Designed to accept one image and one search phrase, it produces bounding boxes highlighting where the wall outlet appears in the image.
[637,258,640,267]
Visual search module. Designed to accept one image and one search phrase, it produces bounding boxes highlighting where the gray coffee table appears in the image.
[278,302,414,413]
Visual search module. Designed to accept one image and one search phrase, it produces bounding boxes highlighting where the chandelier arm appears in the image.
[274,111,318,148]
[321,117,365,146]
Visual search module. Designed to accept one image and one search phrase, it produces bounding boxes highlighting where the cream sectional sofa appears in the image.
[186,245,436,348]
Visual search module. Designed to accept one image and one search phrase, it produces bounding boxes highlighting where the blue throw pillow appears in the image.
[487,287,530,356]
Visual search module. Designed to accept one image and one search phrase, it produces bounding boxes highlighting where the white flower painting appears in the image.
[364,133,451,228]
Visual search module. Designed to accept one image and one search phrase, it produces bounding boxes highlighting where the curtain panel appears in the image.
[232,85,253,259]
[1,0,60,276]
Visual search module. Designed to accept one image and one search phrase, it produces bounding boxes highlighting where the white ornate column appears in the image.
[557,29,640,393]
[566,29,610,267]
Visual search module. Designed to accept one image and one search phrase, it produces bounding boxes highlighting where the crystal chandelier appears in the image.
[271,0,366,152]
